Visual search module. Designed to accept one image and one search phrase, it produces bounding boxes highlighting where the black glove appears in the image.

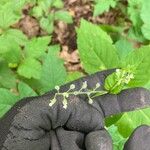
[0,69,150,150]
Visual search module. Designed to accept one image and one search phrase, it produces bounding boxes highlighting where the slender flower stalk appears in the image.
[49,81,108,109]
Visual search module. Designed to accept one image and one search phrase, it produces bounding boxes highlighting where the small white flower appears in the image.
[88,98,93,104]
[70,84,75,89]
[116,69,121,77]
[55,86,60,91]
[74,91,78,95]
[82,81,88,89]
[64,92,69,98]
[49,98,56,107]
[62,98,68,109]
[95,83,101,88]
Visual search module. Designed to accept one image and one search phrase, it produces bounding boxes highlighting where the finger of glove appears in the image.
[92,87,150,117]
[124,125,150,150]
[50,127,84,150]
[85,129,113,150]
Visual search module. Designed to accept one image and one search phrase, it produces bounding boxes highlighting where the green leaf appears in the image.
[123,45,150,87]
[140,0,150,40]
[107,125,127,150]
[18,82,37,99]
[27,48,67,94]
[66,72,83,83]
[0,104,11,118]
[55,11,73,23]
[105,114,122,127]
[40,16,54,34]
[52,0,64,8]
[115,38,133,61]
[141,24,150,40]
[38,48,67,93]
[140,0,150,23]
[31,6,43,18]
[0,36,12,54]
[0,29,27,54]
[94,0,118,16]
[128,27,146,43]
[38,0,52,13]
[77,19,119,73]
[127,0,143,27]
[17,58,42,79]
[2,44,21,68]
[2,29,28,46]
[116,108,150,138]
[25,36,51,58]
[0,88,18,117]
[0,61,16,88]
[0,2,19,29]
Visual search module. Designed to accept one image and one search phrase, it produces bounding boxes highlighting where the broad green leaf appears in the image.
[31,6,43,18]
[26,48,67,94]
[49,45,61,51]
[17,58,42,79]
[105,67,135,94]
[0,104,11,118]
[128,27,146,43]
[18,82,37,99]
[140,0,150,40]
[40,16,54,34]
[77,19,119,73]
[105,114,122,127]
[141,24,150,40]
[0,2,19,29]
[115,38,133,61]
[107,125,127,150]
[123,46,150,87]
[0,36,12,54]
[94,0,118,16]
[0,61,16,88]
[140,0,150,23]
[52,0,64,8]
[0,88,18,117]
[55,11,73,23]
[25,36,51,58]
[2,29,28,46]
[2,44,21,68]
[128,0,143,27]
[145,81,150,90]
[38,0,52,13]
[0,29,27,54]
[37,48,67,94]
[116,108,150,138]
[66,72,83,83]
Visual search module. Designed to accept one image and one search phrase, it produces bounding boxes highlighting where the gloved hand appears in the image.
[0,69,150,150]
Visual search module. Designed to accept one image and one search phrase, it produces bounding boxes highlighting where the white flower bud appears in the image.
[63,98,68,109]
[49,98,56,107]
[82,81,87,89]
[88,98,93,104]
[64,92,69,98]
[96,83,101,88]
[55,86,60,91]
[70,84,75,89]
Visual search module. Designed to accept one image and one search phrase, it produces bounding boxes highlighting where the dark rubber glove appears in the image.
[0,69,150,150]
[124,125,150,150]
